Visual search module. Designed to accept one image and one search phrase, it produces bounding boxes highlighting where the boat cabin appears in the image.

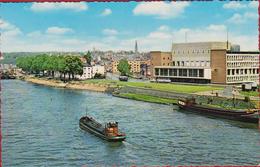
[104,122,119,136]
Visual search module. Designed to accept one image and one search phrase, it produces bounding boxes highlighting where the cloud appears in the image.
[223,1,246,9]
[27,31,42,38]
[46,26,74,35]
[0,19,22,37]
[206,24,226,31]
[158,25,170,31]
[227,12,257,24]
[130,24,257,51]
[31,2,88,12]
[223,1,258,10]
[102,28,118,36]
[101,8,112,16]
[248,1,258,8]
[133,1,190,19]
[1,21,257,52]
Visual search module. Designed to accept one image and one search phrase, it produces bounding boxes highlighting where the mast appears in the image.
[185,31,187,43]
[226,28,229,50]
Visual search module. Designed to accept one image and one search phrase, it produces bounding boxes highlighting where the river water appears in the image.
[2,80,260,166]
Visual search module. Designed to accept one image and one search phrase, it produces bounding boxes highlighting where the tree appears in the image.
[117,59,131,76]
[16,56,34,74]
[31,55,47,75]
[84,51,92,65]
[64,55,83,80]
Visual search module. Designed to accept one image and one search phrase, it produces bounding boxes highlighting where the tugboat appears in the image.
[178,98,259,124]
[79,116,126,142]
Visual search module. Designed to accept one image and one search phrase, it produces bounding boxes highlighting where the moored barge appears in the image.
[79,116,126,142]
[177,98,259,124]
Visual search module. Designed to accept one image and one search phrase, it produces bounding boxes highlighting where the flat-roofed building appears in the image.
[78,65,105,80]
[211,50,259,84]
[153,42,230,83]
[152,41,259,84]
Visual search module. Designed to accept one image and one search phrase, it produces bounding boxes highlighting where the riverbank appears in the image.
[24,77,108,92]
[22,77,258,109]
[113,93,178,105]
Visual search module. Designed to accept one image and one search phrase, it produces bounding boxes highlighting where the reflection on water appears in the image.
[2,80,260,166]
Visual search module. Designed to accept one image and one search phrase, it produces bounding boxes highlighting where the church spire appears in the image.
[135,40,138,54]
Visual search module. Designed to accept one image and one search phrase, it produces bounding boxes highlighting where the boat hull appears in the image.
[79,117,126,142]
[178,102,259,124]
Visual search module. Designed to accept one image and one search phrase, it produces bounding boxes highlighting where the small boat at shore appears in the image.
[79,116,126,142]
[177,98,259,124]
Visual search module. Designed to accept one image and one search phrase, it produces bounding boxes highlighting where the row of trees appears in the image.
[16,54,83,81]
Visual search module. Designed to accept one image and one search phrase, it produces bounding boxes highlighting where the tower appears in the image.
[135,40,138,54]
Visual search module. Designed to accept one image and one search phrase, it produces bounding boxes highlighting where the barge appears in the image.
[177,98,259,124]
[79,116,126,142]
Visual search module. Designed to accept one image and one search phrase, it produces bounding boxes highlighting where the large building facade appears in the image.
[152,42,259,84]
[211,50,259,84]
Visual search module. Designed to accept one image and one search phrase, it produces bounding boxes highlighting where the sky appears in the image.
[0,1,258,52]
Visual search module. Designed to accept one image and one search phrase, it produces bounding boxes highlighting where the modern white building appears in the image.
[153,42,231,83]
[152,41,259,84]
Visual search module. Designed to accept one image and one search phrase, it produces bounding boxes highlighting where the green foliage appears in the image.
[64,55,83,76]
[117,59,131,76]
[16,54,83,81]
[16,56,34,72]
[240,91,259,97]
[84,51,92,65]
[83,79,224,93]
[119,93,177,105]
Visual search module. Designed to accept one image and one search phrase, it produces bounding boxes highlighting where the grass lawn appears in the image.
[82,79,223,93]
[118,93,178,105]
[240,91,259,97]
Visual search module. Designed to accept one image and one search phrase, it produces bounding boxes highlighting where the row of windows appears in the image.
[173,50,210,54]
[162,63,171,66]
[155,68,204,78]
[227,69,259,75]
[227,62,259,68]
[227,55,258,61]
[173,61,210,67]
[227,76,259,82]
[162,57,171,60]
